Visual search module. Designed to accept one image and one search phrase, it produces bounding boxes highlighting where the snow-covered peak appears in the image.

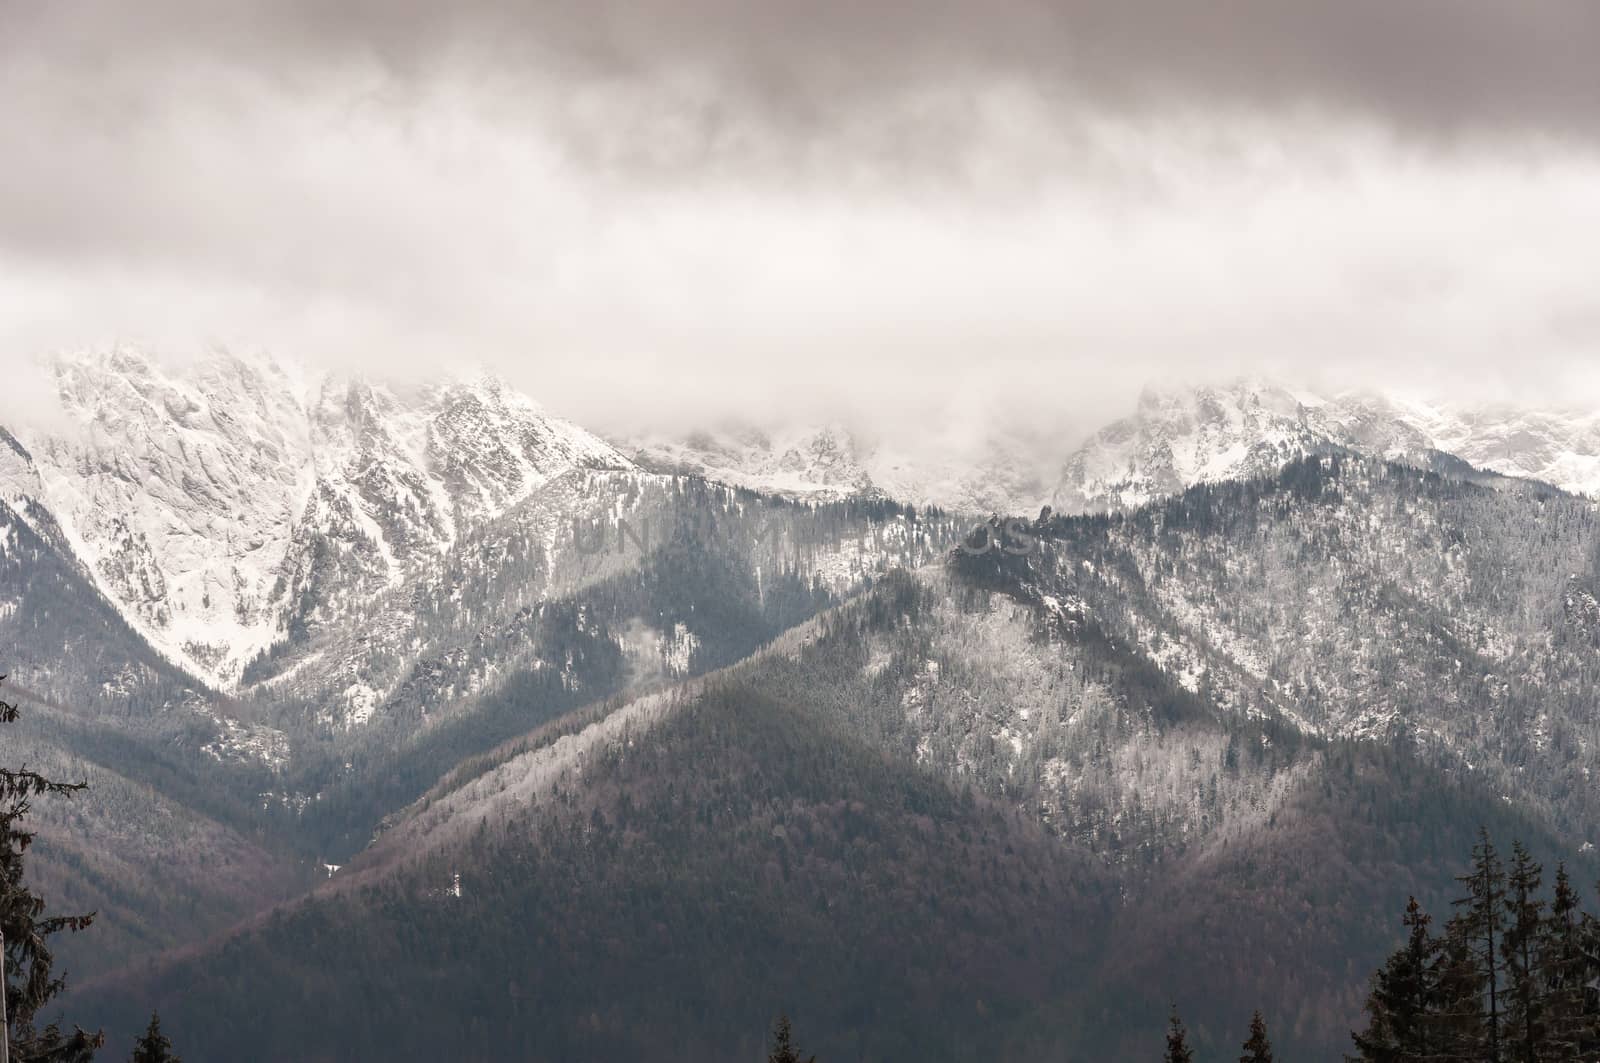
[1052,377,1600,513]
[1053,379,1342,512]
[19,346,1600,687]
[1383,397,1600,498]
[5,347,633,687]
[425,374,629,521]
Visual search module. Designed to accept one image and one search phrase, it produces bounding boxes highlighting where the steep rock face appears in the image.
[1051,381,1437,513]
[12,348,633,687]
[1395,399,1600,497]
[308,376,454,560]
[29,350,311,672]
[427,375,632,521]
[1051,380,1600,514]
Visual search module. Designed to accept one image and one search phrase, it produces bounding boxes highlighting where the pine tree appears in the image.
[2,678,102,1063]
[1164,1008,1194,1063]
[1351,896,1437,1061]
[129,1013,179,1063]
[1500,841,1544,1063]
[766,1014,815,1063]
[1453,827,1508,1063]
[1239,1010,1272,1063]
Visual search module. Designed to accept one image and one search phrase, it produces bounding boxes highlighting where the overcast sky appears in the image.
[3,0,1599,436]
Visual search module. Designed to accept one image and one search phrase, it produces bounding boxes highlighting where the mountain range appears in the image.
[624,378,1600,518]
[5,347,1600,1060]
[9,352,1599,695]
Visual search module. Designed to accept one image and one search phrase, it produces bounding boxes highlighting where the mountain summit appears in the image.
[1051,378,1600,513]
[15,353,1600,692]
[7,347,631,686]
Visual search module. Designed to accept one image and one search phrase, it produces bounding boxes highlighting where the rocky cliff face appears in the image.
[11,348,631,686]
[16,352,1600,690]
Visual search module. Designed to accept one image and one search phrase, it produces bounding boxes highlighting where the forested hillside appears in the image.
[4,447,965,986]
[68,458,1600,1058]
[13,385,1600,1060]
[77,673,1114,1062]
[1,493,310,972]
[1001,457,1600,838]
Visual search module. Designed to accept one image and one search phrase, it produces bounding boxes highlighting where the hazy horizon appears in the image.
[8,346,1600,466]
[5,1,1600,440]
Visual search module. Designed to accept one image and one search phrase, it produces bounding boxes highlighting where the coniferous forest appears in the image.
[1346,831,1600,1062]
[10,378,1600,1061]
[18,646,1600,1063]
[1163,828,1600,1063]
[20,653,1594,1063]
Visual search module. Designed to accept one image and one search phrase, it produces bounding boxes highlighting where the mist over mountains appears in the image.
[9,0,1600,1057]
[2,347,1600,1059]
[13,348,1600,696]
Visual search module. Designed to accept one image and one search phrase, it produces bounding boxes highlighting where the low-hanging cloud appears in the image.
[2,0,1600,439]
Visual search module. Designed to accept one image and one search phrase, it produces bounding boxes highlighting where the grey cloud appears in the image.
[4,0,1600,441]
[7,0,1600,156]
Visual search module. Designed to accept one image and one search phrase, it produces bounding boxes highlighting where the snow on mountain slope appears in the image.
[1051,380,1433,513]
[255,466,964,735]
[1387,397,1600,498]
[625,381,1600,520]
[26,350,314,679]
[16,347,1600,692]
[1010,454,1600,838]
[622,423,873,500]
[621,421,1057,516]
[6,347,632,687]
[1050,379,1600,514]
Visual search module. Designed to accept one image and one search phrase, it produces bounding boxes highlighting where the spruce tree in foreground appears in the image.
[1500,841,1544,1063]
[1239,1010,1272,1063]
[129,1013,178,1063]
[1539,864,1589,1059]
[1164,1008,1194,1063]
[766,1014,815,1063]
[1452,828,1506,1063]
[1349,830,1600,1062]
[1351,896,1437,1060]
[2,677,102,1063]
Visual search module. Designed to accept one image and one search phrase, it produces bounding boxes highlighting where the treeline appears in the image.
[1161,828,1600,1061]
[1161,1008,1273,1062]
[1349,829,1600,1061]
[4,677,182,1063]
